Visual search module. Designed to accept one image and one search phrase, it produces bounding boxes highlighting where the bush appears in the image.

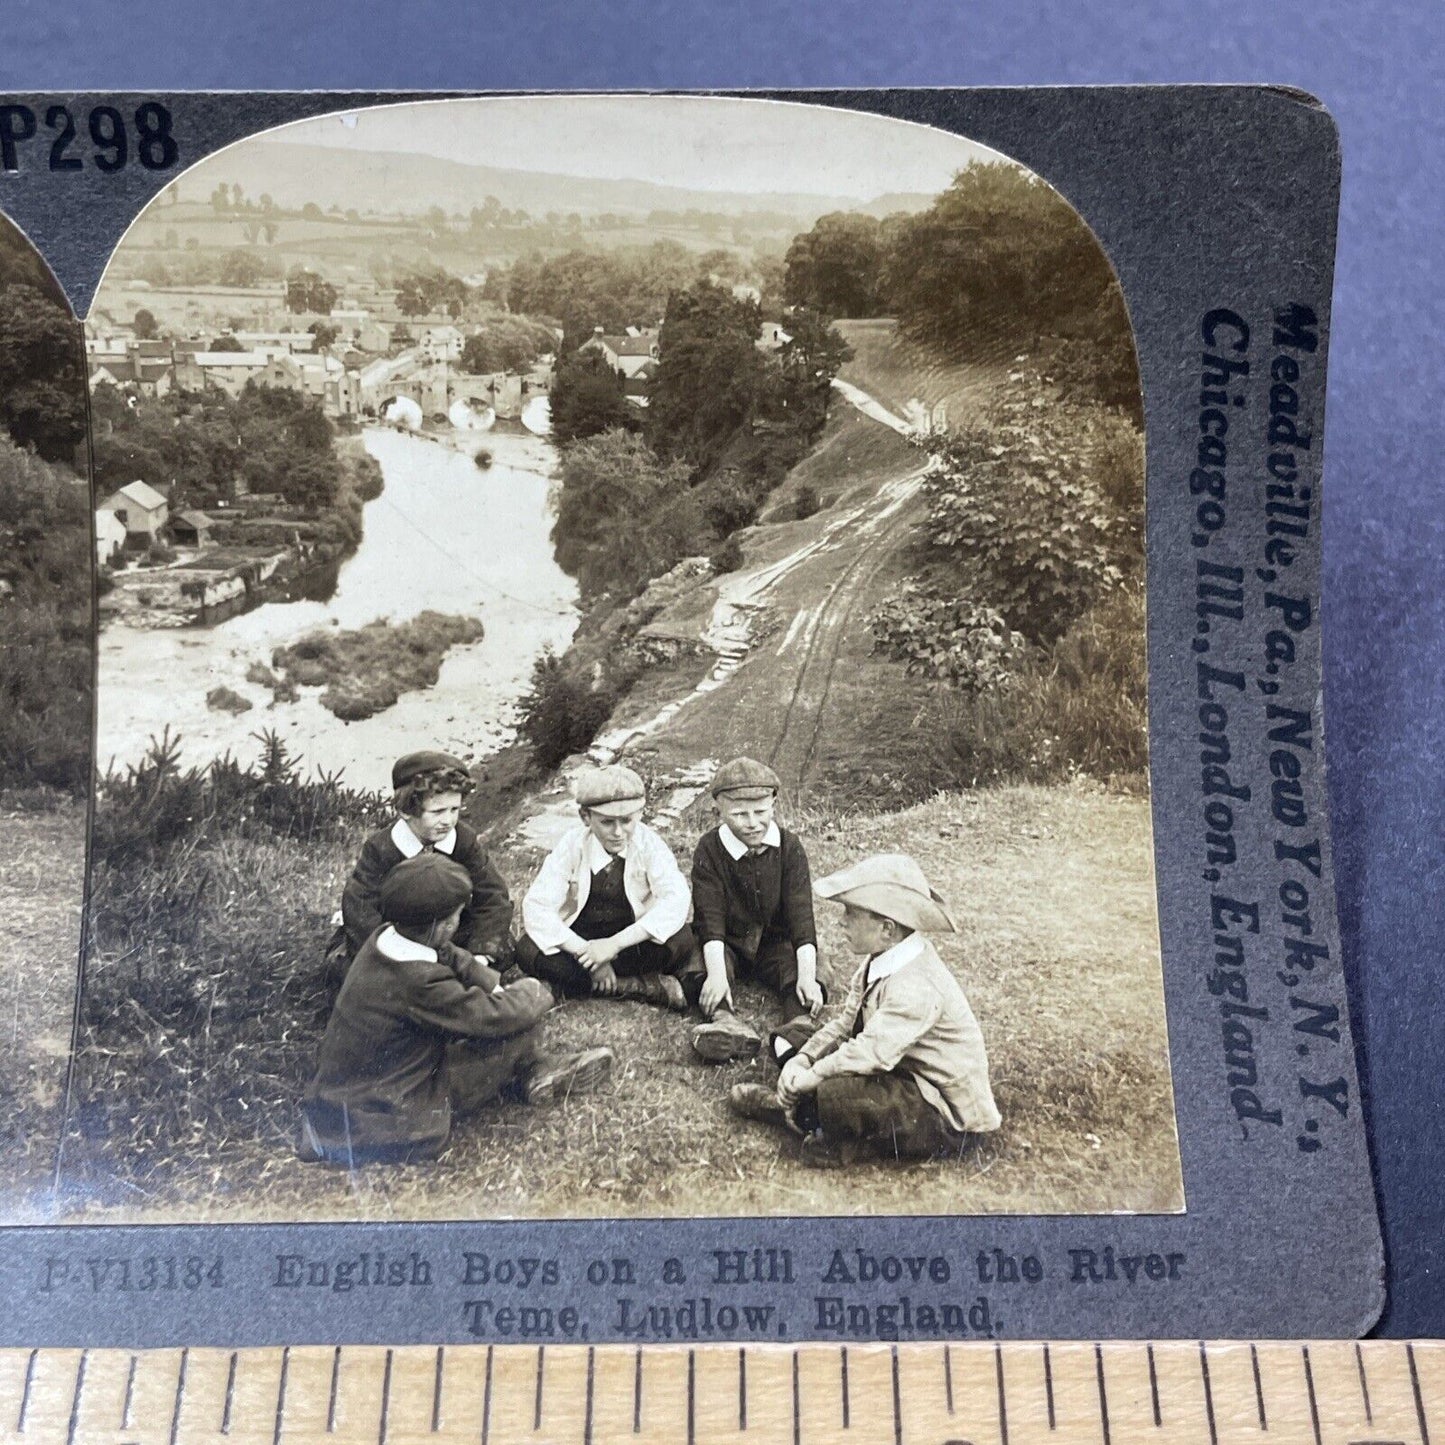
[709,536,746,574]
[206,686,252,715]
[870,584,1026,689]
[516,649,635,771]
[793,484,823,520]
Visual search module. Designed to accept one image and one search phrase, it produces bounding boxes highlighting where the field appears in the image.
[61,785,1179,1223]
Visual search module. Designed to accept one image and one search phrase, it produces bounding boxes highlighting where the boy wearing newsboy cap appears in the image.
[689,756,824,1062]
[339,750,514,966]
[518,765,701,1008]
[730,852,1000,1166]
[301,852,613,1165]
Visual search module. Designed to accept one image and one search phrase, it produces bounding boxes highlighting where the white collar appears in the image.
[375,924,437,963]
[718,821,782,859]
[391,817,458,858]
[866,931,926,985]
[583,830,628,873]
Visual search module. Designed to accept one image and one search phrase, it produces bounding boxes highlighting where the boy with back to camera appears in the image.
[517,764,700,1008]
[340,750,514,967]
[689,757,825,1062]
[729,852,1001,1167]
[300,851,613,1166]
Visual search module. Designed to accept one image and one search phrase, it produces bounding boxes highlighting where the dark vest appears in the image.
[573,856,635,939]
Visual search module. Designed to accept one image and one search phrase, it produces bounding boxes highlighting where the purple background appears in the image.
[3,1,1438,1334]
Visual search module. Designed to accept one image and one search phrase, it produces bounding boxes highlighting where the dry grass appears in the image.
[55,784,1180,1224]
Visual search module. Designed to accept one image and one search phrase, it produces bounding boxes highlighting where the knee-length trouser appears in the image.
[446,1028,543,1116]
[795,1072,967,1160]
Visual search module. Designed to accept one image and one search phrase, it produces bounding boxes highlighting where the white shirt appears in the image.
[390,817,458,858]
[584,832,627,874]
[866,931,926,985]
[718,821,783,860]
[374,925,437,963]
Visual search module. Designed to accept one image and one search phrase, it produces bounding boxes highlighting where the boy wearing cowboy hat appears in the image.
[300,852,614,1165]
[338,750,514,967]
[689,756,825,1063]
[729,852,1001,1165]
[517,764,701,1009]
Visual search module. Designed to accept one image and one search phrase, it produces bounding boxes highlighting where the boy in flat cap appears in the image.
[339,750,514,967]
[689,756,824,1062]
[300,852,613,1165]
[729,853,1001,1166]
[518,764,700,1007]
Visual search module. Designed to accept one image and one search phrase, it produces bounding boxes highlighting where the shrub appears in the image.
[870,584,1026,689]
[516,649,635,771]
[793,484,823,520]
[206,686,252,715]
[709,536,746,575]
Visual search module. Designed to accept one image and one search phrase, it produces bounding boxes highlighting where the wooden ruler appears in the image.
[0,1341,1437,1444]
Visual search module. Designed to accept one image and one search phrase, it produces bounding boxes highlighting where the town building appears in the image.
[95,509,128,568]
[99,480,169,544]
[581,325,661,380]
[418,325,464,363]
[169,509,215,549]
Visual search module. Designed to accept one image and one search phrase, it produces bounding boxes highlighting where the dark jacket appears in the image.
[341,819,514,961]
[300,927,552,1161]
[691,825,817,960]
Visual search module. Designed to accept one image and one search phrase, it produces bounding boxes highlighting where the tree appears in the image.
[776,307,852,420]
[0,284,87,461]
[218,249,267,288]
[548,346,637,446]
[210,334,244,352]
[395,267,466,318]
[459,316,554,376]
[133,308,159,340]
[285,269,338,315]
[301,202,324,221]
[784,212,888,317]
[552,429,699,599]
[645,280,766,470]
[308,320,341,350]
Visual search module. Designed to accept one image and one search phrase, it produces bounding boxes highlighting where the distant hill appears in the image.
[173,142,938,226]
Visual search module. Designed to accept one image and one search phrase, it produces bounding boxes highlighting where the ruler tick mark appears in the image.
[1356,1341,1374,1424]
[64,1349,87,1445]
[739,1348,747,1432]
[172,1347,191,1445]
[791,1349,799,1445]
[1302,1346,1321,1445]
[633,1345,642,1433]
[271,1346,287,1445]
[996,1343,1010,1445]
[1251,1343,1268,1430]
[533,1346,545,1432]
[378,1348,393,1445]
[481,1345,493,1445]
[841,1345,850,1429]
[584,1347,595,1445]
[432,1345,444,1432]
[891,1344,903,1445]
[1044,1344,1056,1430]
[121,1354,137,1432]
[221,1351,237,1436]
[1147,1344,1161,1428]
[1410,1343,1431,1445]
[17,1348,35,1433]
[1198,1344,1217,1445]
[327,1346,340,1434]
[1095,1344,1112,1445]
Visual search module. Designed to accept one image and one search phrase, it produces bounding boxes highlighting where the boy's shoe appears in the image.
[728,1083,788,1127]
[498,963,527,988]
[612,974,689,1011]
[525,1047,615,1105]
[691,1010,763,1062]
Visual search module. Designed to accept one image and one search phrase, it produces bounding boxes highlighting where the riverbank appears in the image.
[95,424,577,791]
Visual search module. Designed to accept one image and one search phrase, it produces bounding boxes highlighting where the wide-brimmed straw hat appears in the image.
[813,853,958,934]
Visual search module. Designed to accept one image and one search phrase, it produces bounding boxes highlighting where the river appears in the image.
[95,427,579,794]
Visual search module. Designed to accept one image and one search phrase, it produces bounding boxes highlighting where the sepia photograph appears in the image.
[50,95,1178,1223]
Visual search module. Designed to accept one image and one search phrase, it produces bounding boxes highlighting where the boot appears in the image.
[691,1009,762,1063]
[728,1083,789,1127]
[613,974,688,1011]
[524,1047,615,1105]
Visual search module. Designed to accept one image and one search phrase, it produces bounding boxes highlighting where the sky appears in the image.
[244,95,1003,202]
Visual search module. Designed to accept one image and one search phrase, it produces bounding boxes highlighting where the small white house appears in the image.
[95,509,128,567]
[100,479,169,542]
